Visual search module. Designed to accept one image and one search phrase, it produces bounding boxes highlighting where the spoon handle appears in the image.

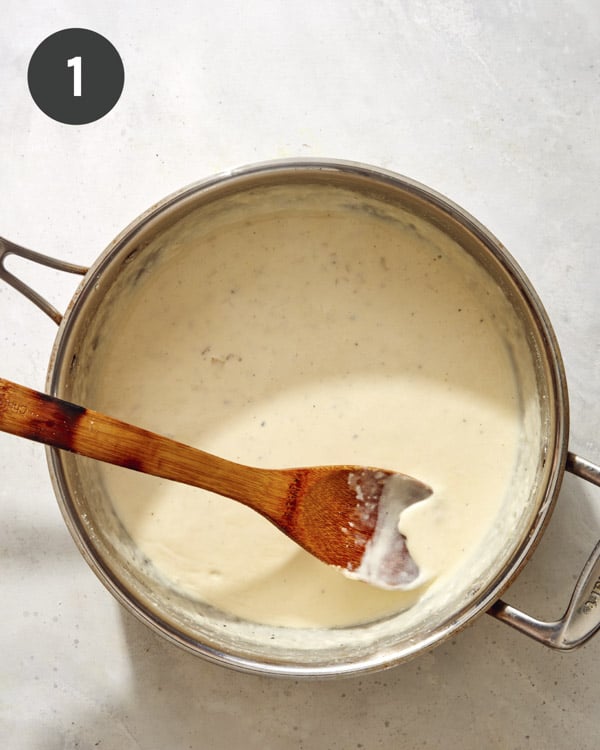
[0,377,287,516]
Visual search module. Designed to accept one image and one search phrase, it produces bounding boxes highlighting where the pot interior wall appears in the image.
[49,167,562,674]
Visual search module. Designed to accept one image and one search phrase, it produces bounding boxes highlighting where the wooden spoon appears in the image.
[0,377,432,590]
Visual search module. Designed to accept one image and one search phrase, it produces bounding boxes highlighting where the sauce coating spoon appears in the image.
[0,377,432,590]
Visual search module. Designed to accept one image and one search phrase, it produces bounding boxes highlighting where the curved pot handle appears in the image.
[0,236,88,325]
[488,452,600,650]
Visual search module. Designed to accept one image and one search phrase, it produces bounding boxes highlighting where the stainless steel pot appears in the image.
[1,159,599,677]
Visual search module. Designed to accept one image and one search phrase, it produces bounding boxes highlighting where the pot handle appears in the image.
[0,236,88,325]
[488,451,600,650]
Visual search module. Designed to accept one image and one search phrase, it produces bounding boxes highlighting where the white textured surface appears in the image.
[1,2,599,748]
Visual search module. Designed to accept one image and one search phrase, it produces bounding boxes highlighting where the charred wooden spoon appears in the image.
[0,377,432,590]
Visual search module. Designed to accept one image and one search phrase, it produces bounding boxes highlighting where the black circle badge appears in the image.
[28,28,124,125]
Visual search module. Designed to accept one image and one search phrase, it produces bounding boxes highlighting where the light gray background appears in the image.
[1,2,599,748]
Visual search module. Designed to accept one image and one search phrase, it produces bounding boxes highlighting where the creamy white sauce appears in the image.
[344,470,430,589]
[82,184,541,629]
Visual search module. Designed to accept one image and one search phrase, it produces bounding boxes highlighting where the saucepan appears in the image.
[1,159,598,677]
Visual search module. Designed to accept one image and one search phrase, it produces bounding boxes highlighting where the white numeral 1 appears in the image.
[67,56,82,97]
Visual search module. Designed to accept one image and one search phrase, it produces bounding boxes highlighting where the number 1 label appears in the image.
[29,29,124,124]
[67,56,82,97]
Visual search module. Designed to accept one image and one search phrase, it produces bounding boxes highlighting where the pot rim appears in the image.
[45,158,570,677]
